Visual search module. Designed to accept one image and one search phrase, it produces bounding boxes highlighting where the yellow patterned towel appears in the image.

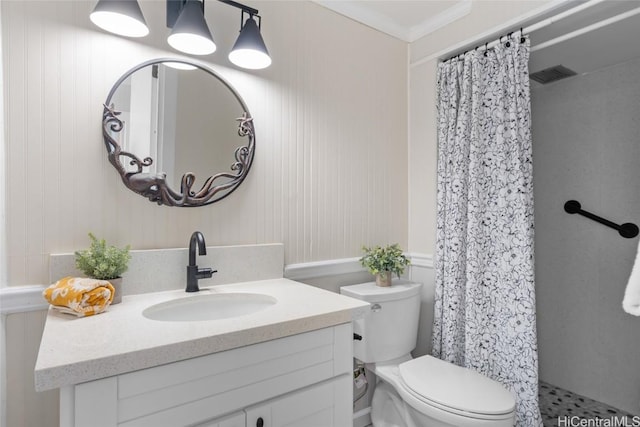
[43,277,115,317]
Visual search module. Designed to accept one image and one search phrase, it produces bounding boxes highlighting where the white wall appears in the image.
[0,0,5,288]
[0,4,6,425]
[1,1,407,425]
[3,0,408,287]
[532,57,640,414]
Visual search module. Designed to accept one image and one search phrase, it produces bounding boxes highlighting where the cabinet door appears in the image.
[245,375,351,427]
[193,411,245,427]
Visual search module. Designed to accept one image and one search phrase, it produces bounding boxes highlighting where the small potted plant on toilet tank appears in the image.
[360,243,410,287]
[75,233,131,304]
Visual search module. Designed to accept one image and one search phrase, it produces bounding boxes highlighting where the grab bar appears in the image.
[564,200,638,238]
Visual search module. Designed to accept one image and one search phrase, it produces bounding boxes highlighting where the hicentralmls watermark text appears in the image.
[557,416,640,427]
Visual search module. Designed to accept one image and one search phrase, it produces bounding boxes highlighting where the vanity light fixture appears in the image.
[90,0,149,38]
[228,12,271,70]
[167,0,216,56]
[89,0,271,69]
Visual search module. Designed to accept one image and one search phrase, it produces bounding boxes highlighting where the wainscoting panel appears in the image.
[2,0,408,287]
[2,256,433,427]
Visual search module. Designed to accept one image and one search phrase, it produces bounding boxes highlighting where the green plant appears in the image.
[75,233,131,280]
[360,244,410,278]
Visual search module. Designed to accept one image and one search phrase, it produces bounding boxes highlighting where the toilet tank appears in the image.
[341,281,422,363]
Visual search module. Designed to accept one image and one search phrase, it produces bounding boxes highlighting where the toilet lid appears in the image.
[398,356,515,416]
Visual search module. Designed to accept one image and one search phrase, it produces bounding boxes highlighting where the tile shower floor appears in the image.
[539,381,639,426]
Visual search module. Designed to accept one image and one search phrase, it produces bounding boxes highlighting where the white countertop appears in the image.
[34,278,369,392]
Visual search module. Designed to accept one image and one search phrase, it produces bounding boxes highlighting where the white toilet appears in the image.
[341,281,516,427]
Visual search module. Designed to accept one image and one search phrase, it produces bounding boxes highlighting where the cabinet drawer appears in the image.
[245,375,352,427]
[116,324,352,426]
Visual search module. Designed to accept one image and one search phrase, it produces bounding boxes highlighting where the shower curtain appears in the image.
[432,37,541,426]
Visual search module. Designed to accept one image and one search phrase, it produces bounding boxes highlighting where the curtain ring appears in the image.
[520,27,526,43]
[484,42,488,57]
[506,32,512,47]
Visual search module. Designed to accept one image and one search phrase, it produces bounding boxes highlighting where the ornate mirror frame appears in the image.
[102,58,255,207]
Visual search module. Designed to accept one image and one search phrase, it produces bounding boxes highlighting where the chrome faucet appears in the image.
[186,231,216,292]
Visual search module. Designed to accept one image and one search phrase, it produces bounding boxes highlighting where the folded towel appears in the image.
[43,277,115,317]
[623,240,640,316]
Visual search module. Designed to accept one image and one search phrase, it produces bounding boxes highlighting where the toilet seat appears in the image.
[375,355,515,422]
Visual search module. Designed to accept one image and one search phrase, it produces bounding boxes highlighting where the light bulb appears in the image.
[90,0,149,38]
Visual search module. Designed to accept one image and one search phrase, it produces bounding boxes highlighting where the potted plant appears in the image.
[75,233,131,304]
[360,244,410,287]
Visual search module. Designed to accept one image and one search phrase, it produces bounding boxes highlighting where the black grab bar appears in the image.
[564,200,638,239]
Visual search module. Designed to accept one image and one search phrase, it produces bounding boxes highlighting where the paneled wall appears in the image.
[5,310,58,427]
[3,0,408,287]
[532,58,640,414]
[2,1,407,425]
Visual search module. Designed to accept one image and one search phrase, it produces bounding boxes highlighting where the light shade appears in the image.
[167,0,216,56]
[164,62,198,71]
[90,0,149,38]
[228,16,271,70]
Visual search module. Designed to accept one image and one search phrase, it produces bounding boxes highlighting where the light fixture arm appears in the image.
[217,0,258,17]
[167,0,259,28]
[239,9,261,29]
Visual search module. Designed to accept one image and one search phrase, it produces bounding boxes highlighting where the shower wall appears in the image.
[532,56,640,414]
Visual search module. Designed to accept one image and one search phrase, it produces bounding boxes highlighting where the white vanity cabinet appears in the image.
[244,375,351,427]
[194,412,245,427]
[60,324,353,427]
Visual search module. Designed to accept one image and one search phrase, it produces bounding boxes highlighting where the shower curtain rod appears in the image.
[444,0,640,62]
[530,6,640,53]
[415,0,610,66]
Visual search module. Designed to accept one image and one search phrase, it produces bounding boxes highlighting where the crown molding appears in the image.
[407,0,472,42]
[313,0,471,43]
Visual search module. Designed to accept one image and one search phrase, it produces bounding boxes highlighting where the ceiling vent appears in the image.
[530,65,577,84]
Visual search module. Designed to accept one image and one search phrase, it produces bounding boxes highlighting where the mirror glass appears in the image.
[103,59,255,207]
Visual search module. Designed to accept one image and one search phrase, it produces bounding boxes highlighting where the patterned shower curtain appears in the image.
[432,37,541,426]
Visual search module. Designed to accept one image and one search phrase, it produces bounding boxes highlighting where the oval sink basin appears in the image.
[142,293,277,322]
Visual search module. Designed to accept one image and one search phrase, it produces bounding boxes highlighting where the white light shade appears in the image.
[163,62,198,71]
[90,0,149,38]
[228,49,271,70]
[229,16,271,69]
[167,0,216,56]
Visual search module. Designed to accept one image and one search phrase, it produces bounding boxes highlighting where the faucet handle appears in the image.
[197,268,217,280]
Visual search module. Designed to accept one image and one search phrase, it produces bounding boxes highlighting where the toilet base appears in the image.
[372,381,458,427]
[371,359,515,427]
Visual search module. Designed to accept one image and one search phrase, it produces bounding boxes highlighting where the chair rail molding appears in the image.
[0,285,48,315]
[284,253,433,281]
[1,253,434,314]
[284,257,365,281]
[409,253,433,268]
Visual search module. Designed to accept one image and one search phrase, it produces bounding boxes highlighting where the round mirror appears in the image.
[102,58,255,207]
